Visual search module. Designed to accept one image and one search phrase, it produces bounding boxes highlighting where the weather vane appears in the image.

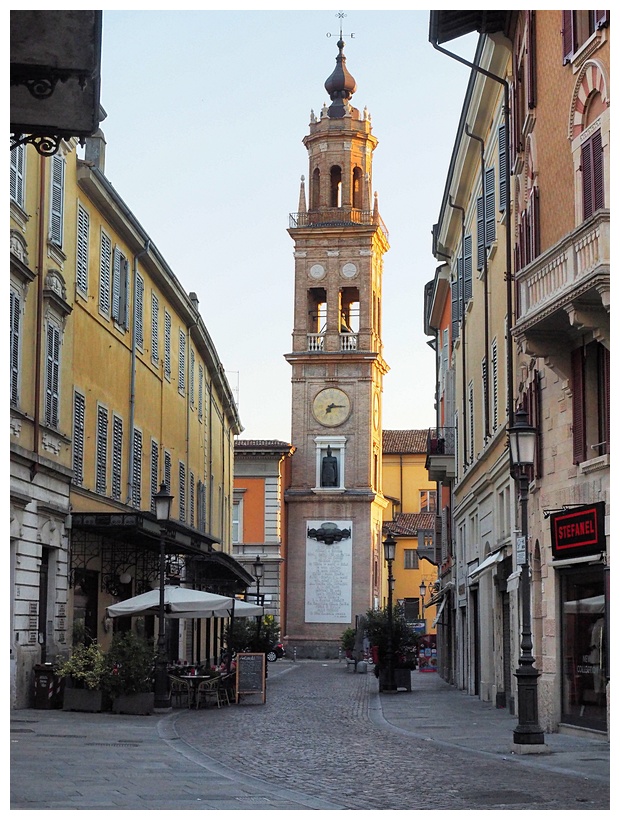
[326,10,354,40]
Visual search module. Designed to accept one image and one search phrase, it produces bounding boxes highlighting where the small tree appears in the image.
[103,631,155,697]
[56,642,108,690]
[364,606,418,668]
[224,614,280,655]
[340,627,356,653]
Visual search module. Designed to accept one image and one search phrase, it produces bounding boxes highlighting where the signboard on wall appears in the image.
[305,520,352,623]
[550,502,606,559]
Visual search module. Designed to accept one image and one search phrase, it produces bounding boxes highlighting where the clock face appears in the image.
[341,262,357,278]
[309,264,325,280]
[373,394,380,429]
[312,387,351,427]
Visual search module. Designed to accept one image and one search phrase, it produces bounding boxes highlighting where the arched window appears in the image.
[352,167,363,209]
[311,167,320,210]
[330,165,342,207]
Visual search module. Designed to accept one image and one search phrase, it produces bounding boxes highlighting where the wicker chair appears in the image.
[196,677,225,709]
[168,675,193,708]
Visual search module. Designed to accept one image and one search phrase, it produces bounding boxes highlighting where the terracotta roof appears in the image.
[384,513,435,536]
[382,430,428,454]
[234,440,294,452]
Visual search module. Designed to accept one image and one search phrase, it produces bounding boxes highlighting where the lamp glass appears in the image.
[252,555,264,580]
[419,580,427,599]
[509,408,536,467]
[154,482,173,522]
[383,534,396,563]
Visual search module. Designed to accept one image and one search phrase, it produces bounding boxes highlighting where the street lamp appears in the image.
[509,407,544,745]
[419,580,427,619]
[153,482,173,710]
[252,555,264,641]
[383,532,397,692]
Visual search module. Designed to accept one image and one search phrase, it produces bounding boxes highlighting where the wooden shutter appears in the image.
[571,348,586,464]
[179,462,186,522]
[49,154,64,246]
[476,196,485,271]
[96,405,108,494]
[150,440,159,512]
[562,11,575,64]
[526,11,537,109]
[76,205,89,294]
[99,232,112,315]
[529,187,540,261]
[135,274,144,349]
[595,11,609,28]
[451,281,460,343]
[112,415,123,500]
[10,290,20,405]
[485,168,496,244]
[582,130,604,220]
[498,124,507,212]
[463,235,472,302]
[45,323,60,426]
[164,311,171,379]
[599,344,610,455]
[132,429,142,506]
[151,293,159,363]
[10,144,25,206]
[178,330,186,394]
[73,392,86,485]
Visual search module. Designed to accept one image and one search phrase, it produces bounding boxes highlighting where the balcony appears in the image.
[425,427,456,482]
[306,333,359,352]
[289,208,388,239]
[514,210,609,342]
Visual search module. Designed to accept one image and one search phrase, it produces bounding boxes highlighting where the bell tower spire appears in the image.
[284,30,390,657]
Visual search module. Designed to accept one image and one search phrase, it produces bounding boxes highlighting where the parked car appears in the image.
[266,643,285,662]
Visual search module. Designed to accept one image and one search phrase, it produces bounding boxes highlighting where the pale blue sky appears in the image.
[96,7,477,441]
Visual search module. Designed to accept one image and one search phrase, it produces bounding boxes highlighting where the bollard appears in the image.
[293,646,297,663]
[338,647,342,663]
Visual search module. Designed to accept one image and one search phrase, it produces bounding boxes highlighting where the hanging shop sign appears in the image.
[550,502,605,559]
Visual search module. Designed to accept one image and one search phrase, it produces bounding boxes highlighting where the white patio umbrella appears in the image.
[106,585,264,619]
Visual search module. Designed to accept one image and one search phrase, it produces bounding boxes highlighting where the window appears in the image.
[232,497,243,543]
[179,461,186,522]
[562,11,608,64]
[111,247,129,328]
[178,330,186,395]
[10,289,21,406]
[498,124,508,212]
[516,186,540,272]
[463,235,472,302]
[481,357,488,440]
[49,153,65,247]
[572,341,609,464]
[150,440,159,512]
[189,471,195,527]
[76,205,89,295]
[164,310,171,380]
[73,391,86,486]
[44,322,61,427]
[151,292,159,364]
[99,231,112,317]
[164,450,171,493]
[420,491,437,514]
[477,168,496,270]
[403,550,419,569]
[468,380,474,464]
[197,481,206,532]
[581,130,604,220]
[10,144,25,207]
[198,364,204,420]
[135,273,144,349]
[189,347,195,406]
[96,405,108,494]
[330,165,342,207]
[403,598,422,621]
[491,339,499,432]
[111,415,123,501]
[132,429,143,506]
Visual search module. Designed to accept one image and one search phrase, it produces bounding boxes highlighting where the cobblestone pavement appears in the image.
[10,659,610,811]
[174,660,609,811]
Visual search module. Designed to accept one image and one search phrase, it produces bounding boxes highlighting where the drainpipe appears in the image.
[465,124,491,442]
[126,240,150,505]
[431,37,514,427]
[31,154,47,481]
[449,196,467,470]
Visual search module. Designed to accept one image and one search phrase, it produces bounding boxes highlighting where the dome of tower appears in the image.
[324,39,357,118]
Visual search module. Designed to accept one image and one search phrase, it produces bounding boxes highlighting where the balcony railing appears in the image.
[289,208,388,239]
[305,333,359,352]
[515,210,609,326]
[425,427,456,482]
[340,333,357,351]
[307,333,324,352]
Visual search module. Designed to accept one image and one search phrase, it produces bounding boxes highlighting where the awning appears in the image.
[468,548,506,580]
[432,596,447,627]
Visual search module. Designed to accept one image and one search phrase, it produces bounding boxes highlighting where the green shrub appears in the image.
[56,642,108,690]
[104,631,155,697]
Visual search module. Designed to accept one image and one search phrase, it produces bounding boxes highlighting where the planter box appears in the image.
[379,667,412,692]
[112,692,155,715]
[63,687,104,712]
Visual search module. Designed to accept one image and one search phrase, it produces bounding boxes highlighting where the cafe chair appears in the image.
[169,675,193,709]
[196,677,225,709]
[220,673,236,705]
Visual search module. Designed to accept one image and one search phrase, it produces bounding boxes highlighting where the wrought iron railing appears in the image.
[289,209,388,239]
[426,427,456,457]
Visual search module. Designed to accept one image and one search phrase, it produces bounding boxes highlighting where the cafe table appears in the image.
[180,674,220,708]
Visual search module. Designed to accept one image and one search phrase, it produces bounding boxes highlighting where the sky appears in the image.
[93,6,478,442]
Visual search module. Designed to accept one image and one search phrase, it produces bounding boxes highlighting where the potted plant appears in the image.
[364,606,418,691]
[57,642,108,712]
[104,631,155,714]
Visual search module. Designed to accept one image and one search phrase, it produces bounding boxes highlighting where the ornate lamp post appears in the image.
[383,532,397,692]
[419,579,427,618]
[252,554,264,640]
[153,482,173,710]
[509,407,544,745]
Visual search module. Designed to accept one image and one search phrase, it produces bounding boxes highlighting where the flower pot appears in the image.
[112,692,155,715]
[63,687,104,712]
[378,667,412,692]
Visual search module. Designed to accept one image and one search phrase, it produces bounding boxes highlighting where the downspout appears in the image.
[431,36,514,428]
[449,196,467,469]
[465,124,491,442]
[32,154,47,480]
[126,240,150,506]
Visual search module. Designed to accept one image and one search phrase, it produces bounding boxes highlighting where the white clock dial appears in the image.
[312,387,351,427]
[341,262,357,278]
[309,264,325,279]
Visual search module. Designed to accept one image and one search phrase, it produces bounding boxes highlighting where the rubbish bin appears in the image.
[33,664,64,709]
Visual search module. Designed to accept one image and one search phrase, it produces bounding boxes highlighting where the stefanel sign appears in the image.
[550,502,605,559]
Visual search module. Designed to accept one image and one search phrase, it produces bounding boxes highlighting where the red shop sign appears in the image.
[550,502,606,559]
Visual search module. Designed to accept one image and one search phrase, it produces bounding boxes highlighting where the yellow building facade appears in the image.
[10,130,247,708]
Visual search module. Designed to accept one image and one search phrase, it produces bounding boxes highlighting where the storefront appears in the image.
[550,503,608,733]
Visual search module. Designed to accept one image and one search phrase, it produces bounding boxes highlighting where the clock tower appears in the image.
[284,37,389,656]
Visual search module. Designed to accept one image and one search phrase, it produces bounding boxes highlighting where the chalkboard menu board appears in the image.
[236,653,266,703]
